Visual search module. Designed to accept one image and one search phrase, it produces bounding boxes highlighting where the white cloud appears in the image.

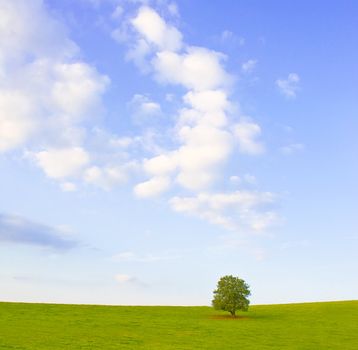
[129,94,161,120]
[219,30,245,46]
[182,90,229,127]
[238,37,246,46]
[0,0,77,66]
[0,0,281,246]
[60,182,77,192]
[111,4,276,234]
[221,30,235,41]
[143,154,177,176]
[167,2,179,17]
[170,190,277,232]
[280,143,305,155]
[122,6,264,195]
[142,124,233,192]
[111,5,123,19]
[230,175,241,183]
[51,62,109,121]
[241,59,257,73]
[0,3,109,150]
[153,47,230,91]
[112,251,176,263]
[0,0,121,194]
[115,274,133,283]
[0,90,37,152]
[32,147,90,179]
[134,176,170,198]
[109,136,134,149]
[137,91,234,193]
[131,6,182,51]
[83,164,131,190]
[243,173,257,185]
[249,211,278,231]
[234,121,265,155]
[230,174,256,185]
[276,73,300,98]
[175,125,233,190]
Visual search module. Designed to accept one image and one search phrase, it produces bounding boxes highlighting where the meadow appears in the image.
[0,300,357,349]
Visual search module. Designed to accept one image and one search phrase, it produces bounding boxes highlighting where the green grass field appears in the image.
[0,300,357,349]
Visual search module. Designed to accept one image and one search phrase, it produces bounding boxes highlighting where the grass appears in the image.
[0,300,357,349]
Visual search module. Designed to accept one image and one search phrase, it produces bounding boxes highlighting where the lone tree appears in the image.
[212,275,251,317]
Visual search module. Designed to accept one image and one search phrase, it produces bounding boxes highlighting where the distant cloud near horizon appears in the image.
[0,213,79,250]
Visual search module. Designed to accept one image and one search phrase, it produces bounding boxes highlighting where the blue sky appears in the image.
[0,0,357,305]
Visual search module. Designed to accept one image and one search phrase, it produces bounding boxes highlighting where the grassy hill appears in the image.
[0,300,357,349]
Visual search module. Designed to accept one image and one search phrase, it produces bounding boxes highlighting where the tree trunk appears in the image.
[230,310,236,317]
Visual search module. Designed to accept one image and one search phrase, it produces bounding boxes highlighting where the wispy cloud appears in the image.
[114,273,147,287]
[280,143,305,155]
[0,213,79,250]
[241,59,257,73]
[112,251,179,263]
[276,73,300,98]
[216,30,245,47]
[169,190,278,233]
[129,94,162,124]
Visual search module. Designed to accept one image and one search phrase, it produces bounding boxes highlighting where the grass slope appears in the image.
[0,301,357,349]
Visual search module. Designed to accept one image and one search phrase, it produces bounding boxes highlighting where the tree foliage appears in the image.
[212,275,251,316]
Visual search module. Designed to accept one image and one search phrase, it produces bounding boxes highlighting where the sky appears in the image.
[0,0,357,306]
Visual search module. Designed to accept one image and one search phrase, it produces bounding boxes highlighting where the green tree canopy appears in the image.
[212,275,251,317]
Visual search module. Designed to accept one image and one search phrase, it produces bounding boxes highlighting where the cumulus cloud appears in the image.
[142,153,175,174]
[0,90,37,152]
[134,176,171,198]
[0,213,79,250]
[112,4,270,218]
[139,89,234,192]
[153,47,230,91]
[175,125,233,190]
[234,121,265,155]
[112,5,182,72]
[115,6,246,195]
[31,147,90,179]
[0,0,111,187]
[0,0,77,64]
[0,1,279,240]
[276,73,300,98]
[50,62,109,121]
[131,6,182,52]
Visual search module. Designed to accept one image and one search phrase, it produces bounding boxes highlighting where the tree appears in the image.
[212,275,251,317]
